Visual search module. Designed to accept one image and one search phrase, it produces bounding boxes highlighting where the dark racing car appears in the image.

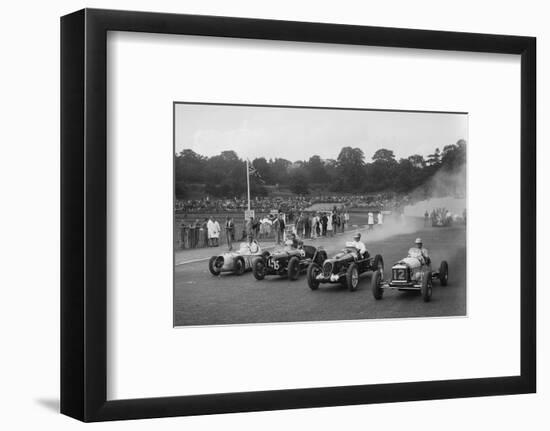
[252,243,327,281]
[307,242,384,291]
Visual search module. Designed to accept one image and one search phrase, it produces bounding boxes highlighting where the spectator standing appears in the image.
[344,211,350,232]
[321,213,328,236]
[424,210,430,227]
[259,215,271,239]
[274,213,285,244]
[367,212,374,230]
[252,217,260,239]
[180,219,190,248]
[305,214,311,239]
[225,216,235,250]
[327,212,333,237]
[200,218,208,247]
[245,217,253,238]
[212,218,221,246]
[192,218,200,248]
[206,217,215,246]
[312,214,319,238]
[378,211,384,226]
[296,213,305,238]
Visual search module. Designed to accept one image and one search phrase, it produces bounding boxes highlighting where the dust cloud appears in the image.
[404,164,467,218]
[360,216,422,243]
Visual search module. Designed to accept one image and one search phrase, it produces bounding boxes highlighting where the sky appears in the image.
[174,103,468,162]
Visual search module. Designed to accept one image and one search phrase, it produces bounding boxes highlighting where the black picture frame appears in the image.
[61,8,536,422]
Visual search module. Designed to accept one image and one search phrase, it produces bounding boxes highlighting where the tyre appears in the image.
[439,260,449,286]
[307,263,321,290]
[346,263,360,291]
[208,256,222,276]
[252,258,266,280]
[234,256,245,275]
[287,256,300,281]
[421,271,433,302]
[373,254,384,276]
[372,269,383,300]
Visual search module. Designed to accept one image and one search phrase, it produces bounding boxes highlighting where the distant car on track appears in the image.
[252,244,327,281]
[307,242,384,291]
[371,248,448,302]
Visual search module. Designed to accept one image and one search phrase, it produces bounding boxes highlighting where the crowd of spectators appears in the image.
[175,192,409,215]
[176,209,352,250]
[175,193,416,250]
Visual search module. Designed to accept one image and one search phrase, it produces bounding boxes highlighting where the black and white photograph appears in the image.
[1,0,543,427]
[174,103,467,326]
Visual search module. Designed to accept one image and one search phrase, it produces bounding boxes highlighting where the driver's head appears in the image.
[353,233,361,241]
[415,237,423,248]
[247,234,254,242]
[290,233,296,240]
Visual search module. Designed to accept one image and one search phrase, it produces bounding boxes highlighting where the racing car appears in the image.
[252,244,327,281]
[208,242,268,276]
[371,249,448,302]
[307,242,384,291]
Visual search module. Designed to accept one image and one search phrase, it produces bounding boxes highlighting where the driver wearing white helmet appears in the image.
[408,238,430,265]
[351,232,368,258]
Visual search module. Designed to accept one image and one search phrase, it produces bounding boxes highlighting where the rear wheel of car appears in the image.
[307,263,321,290]
[439,260,449,286]
[372,269,383,300]
[252,258,266,280]
[346,263,360,291]
[234,256,245,275]
[421,271,432,302]
[288,256,300,281]
[208,256,221,276]
[373,254,384,277]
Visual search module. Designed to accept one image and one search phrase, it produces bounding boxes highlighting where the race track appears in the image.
[174,221,466,326]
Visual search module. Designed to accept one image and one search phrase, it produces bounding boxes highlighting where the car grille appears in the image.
[393,268,408,281]
[322,261,333,277]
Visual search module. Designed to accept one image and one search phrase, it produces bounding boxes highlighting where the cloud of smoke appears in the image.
[405,164,467,218]
[358,216,423,243]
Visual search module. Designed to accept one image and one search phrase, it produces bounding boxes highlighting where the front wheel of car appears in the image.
[372,269,383,300]
[421,271,432,302]
[439,260,449,286]
[346,263,360,291]
[288,256,300,281]
[234,256,245,275]
[208,256,221,276]
[373,254,384,277]
[252,258,266,280]
[307,263,321,290]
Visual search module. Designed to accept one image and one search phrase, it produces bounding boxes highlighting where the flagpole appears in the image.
[246,159,251,211]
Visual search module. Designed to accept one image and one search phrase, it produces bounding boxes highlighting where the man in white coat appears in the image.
[367,212,374,230]
[212,218,221,246]
[206,217,215,247]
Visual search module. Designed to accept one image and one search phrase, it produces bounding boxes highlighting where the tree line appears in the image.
[175,139,466,199]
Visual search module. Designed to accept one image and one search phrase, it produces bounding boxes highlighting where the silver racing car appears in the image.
[371,247,448,302]
[208,242,268,276]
